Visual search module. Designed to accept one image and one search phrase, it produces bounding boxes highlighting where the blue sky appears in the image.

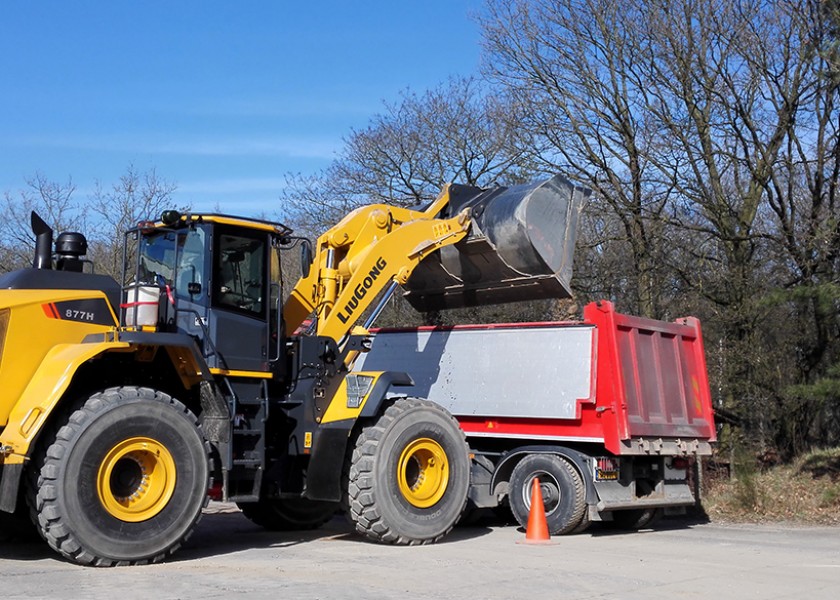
[0,1,483,215]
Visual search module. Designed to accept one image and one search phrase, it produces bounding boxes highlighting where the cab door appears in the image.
[208,227,270,372]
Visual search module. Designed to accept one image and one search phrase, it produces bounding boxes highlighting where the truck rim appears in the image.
[96,436,177,522]
[397,438,449,508]
[522,472,561,516]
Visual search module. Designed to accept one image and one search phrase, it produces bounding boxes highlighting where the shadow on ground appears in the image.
[177,507,495,561]
[460,505,709,538]
[0,506,708,565]
[0,506,495,565]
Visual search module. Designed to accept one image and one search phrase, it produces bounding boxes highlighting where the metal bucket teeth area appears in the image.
[404,175,588,311]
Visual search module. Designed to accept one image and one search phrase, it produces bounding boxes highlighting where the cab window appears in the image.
[138,231,176,286]
[175,228,206,299]
[213,231,266,317]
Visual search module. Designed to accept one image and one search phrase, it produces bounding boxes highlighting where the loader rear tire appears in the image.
[28,387,209,566]
[508,454,586,536]
[346,398,469,545]
[237,498,338,531]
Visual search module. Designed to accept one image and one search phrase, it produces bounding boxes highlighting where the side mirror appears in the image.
[300,240,313,279]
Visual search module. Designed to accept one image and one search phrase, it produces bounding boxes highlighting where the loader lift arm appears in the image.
[283,184,471,341]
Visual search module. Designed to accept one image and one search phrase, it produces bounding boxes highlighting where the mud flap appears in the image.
[0,463,23,513]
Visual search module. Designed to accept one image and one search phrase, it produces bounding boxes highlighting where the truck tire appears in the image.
[346,397,469,545]
[607,507,663,530]
[508,454,586,535]
[571,507,592,534]
[27,387,209,566]
[237,498,338,531]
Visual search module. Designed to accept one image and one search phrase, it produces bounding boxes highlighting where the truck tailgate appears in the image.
[584,302,716,452]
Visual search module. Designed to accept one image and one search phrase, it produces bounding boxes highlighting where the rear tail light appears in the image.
[208,482,223,501]
[670,457,690,470]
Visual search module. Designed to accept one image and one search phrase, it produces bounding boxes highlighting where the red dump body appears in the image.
[362,301,715,456]
[582,301,716,454]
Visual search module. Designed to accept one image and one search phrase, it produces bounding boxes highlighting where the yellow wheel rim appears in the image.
[397,438,449,508]
[96,437,177,523]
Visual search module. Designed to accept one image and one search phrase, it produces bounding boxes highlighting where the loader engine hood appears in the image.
[0,212,121,312]
[403,175,589,311]
[0,268,121,313]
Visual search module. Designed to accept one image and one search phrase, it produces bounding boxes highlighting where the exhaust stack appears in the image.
[403,175,588,311]
[31,212,53,270]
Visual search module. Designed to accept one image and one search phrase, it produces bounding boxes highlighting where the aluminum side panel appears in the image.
[357,325,595,419]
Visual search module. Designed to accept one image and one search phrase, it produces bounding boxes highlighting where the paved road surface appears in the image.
[2,505,838,600]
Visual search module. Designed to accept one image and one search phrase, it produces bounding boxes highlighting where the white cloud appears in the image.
[171,97,378,120]
[9,133,341,160]
[176,177,288,195]
[171,178,290,216]
[153,138,338,159]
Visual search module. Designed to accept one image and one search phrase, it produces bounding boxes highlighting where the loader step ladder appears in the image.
[223,388,268,503]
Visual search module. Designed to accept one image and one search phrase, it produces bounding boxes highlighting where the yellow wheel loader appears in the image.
[0,176,586,565]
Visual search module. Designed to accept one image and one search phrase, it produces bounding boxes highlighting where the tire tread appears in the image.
[27,386,209,566]
[346,398,468,545]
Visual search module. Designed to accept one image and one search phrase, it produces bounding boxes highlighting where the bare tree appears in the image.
[0,174,83,272]
[276,76,546,326]
[279,76,536,234]
[480,0,676,318]
[86,166,179,282]
[480,0,840,455]
[1,167,180,285]
[756,1,840,453]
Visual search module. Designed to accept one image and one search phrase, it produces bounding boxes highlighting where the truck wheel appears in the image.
[346,398,469,544]
[237,498,338,530]
[607,507,663,530]
[571,507,592,534]
[28,387,209,566]
[508,454,586,535]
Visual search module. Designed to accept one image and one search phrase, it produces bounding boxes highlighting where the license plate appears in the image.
[595,457,620,481]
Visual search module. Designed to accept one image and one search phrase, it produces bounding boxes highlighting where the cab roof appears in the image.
[143,212,293,237]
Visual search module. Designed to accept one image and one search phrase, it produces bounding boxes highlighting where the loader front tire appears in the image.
[346,398,469,545]
[28,387,209,566]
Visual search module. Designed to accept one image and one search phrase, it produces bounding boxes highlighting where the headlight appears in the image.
[345,374,375,409]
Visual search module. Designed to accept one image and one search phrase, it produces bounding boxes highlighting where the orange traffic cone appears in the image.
[524,476,551,544]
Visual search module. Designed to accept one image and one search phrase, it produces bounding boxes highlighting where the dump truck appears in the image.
[0,176,586,565]
[357,301,717,534]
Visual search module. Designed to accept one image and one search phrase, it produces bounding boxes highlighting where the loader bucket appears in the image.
[403,175,589,311]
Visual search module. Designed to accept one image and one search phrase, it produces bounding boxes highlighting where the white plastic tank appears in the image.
[123,285,160,327]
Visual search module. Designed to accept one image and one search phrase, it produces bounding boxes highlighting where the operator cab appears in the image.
[125,212,295,373]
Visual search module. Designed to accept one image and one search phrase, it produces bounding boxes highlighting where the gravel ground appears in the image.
[1,503,838,600]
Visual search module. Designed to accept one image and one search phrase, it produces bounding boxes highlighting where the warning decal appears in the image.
[41,298,116,326]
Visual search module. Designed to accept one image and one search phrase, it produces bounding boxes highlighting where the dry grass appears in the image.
[703,447,840,525]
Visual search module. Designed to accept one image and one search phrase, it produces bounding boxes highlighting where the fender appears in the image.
[0,341,130,512]
[304,371,413,502]
[0,341,132,462]
[0,333,217,513]
[489,445,598,505]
